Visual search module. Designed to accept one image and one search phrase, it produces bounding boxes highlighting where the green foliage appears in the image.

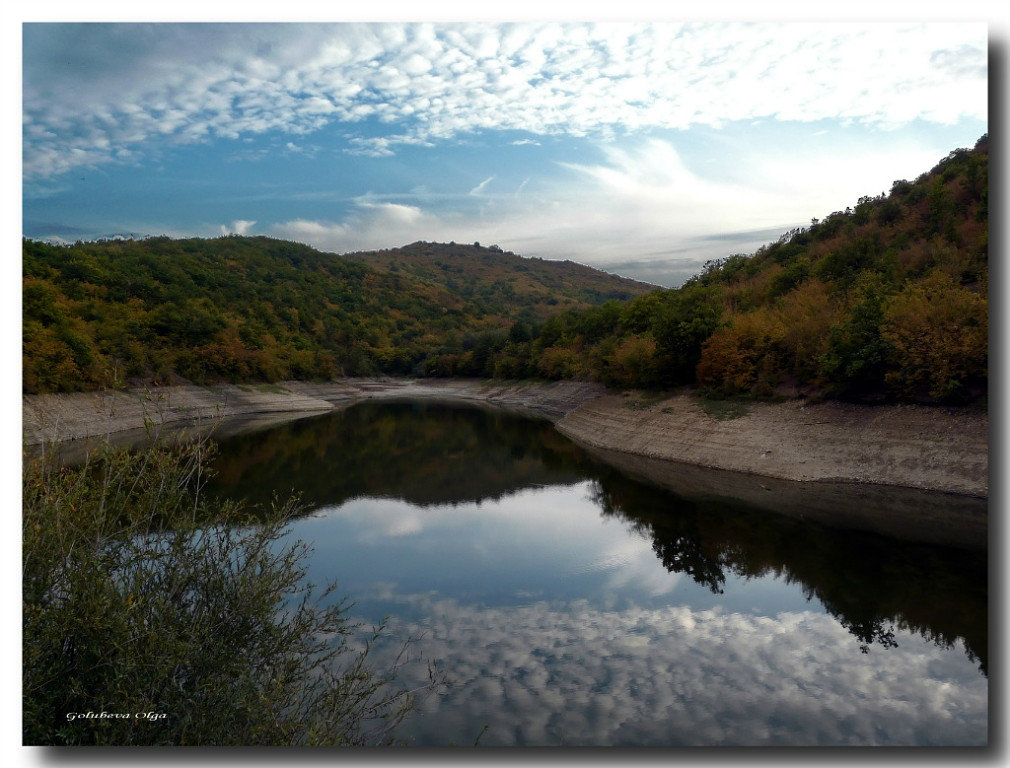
[817,281,893,400]
[694,394,751,421]
[525,135,987,403]
[23,281,64,327]
[23,440,443,745]
[651,283,723,385]
[768,260,810,298]
[925,179,956,238]
[21,136,988,405]
[22,237,650,393]
[815,235,885,286]
[148,299,226,346]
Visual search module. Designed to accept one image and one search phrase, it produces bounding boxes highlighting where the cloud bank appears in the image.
[24,22,987,179]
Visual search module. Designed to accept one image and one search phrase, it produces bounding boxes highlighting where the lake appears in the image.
[206,400,987,747]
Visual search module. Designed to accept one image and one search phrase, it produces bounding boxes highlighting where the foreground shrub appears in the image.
[23,440,442,746]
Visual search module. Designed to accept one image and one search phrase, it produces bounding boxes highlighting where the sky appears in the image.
[21,21,989,286]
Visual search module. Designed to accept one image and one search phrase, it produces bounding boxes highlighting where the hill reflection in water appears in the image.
[207,401,987,745]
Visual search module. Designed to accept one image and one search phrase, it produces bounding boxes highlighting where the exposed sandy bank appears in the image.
[22,379,604,448]
[24,379,987,497]
[581,443,986,549]
[556,392,988,498]
[24,379,987,547]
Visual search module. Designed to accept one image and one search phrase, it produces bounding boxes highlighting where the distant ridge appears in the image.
[343,240,654,319]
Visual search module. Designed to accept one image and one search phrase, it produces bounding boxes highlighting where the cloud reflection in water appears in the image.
[291,484,985,746]
[369,595,986,746]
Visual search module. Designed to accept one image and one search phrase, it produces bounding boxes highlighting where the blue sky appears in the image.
[22,21,988,286]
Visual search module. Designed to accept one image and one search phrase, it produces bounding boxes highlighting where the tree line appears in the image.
[23,136,987,404]
[22,236,647,393]
[417,135,987,404]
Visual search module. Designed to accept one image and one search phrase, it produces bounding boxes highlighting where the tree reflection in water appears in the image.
[588,475,985,674]
[208,400,987,676]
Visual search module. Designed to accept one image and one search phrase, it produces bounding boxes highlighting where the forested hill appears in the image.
[22,236,652,393]
[22,136,987,403]
[473,135,986,403]
[344,240,650,319]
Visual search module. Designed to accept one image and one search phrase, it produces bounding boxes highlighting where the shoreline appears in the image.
[24,378,988,547]
[22,379,607,447]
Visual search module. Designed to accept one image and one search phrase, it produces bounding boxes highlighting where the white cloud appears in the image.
[220,219,256,236]
[468,175,495,196]
[23,22,987,178]
[276,479,985,746]
[270,200,432,252]
[262,136,950,285]
[354,594,986,746]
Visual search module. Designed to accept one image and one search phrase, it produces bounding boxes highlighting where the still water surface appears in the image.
[207,401,987,746]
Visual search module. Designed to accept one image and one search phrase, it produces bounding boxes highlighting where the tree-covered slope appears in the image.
[22,236,652,393]
[22,136,987,404]
[477,135,987,403]
[345,240,650,322]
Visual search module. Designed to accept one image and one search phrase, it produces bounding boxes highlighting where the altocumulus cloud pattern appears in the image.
[23,22,987,179]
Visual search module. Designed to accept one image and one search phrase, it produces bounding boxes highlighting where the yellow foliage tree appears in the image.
[696,309,784,395]
[773,279,838,384]
[537,345,582,380]
[882,271,987,401]
[608,335,658,389]
[697,279,839,396]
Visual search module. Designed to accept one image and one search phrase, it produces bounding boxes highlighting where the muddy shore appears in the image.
[23,378,987,548]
